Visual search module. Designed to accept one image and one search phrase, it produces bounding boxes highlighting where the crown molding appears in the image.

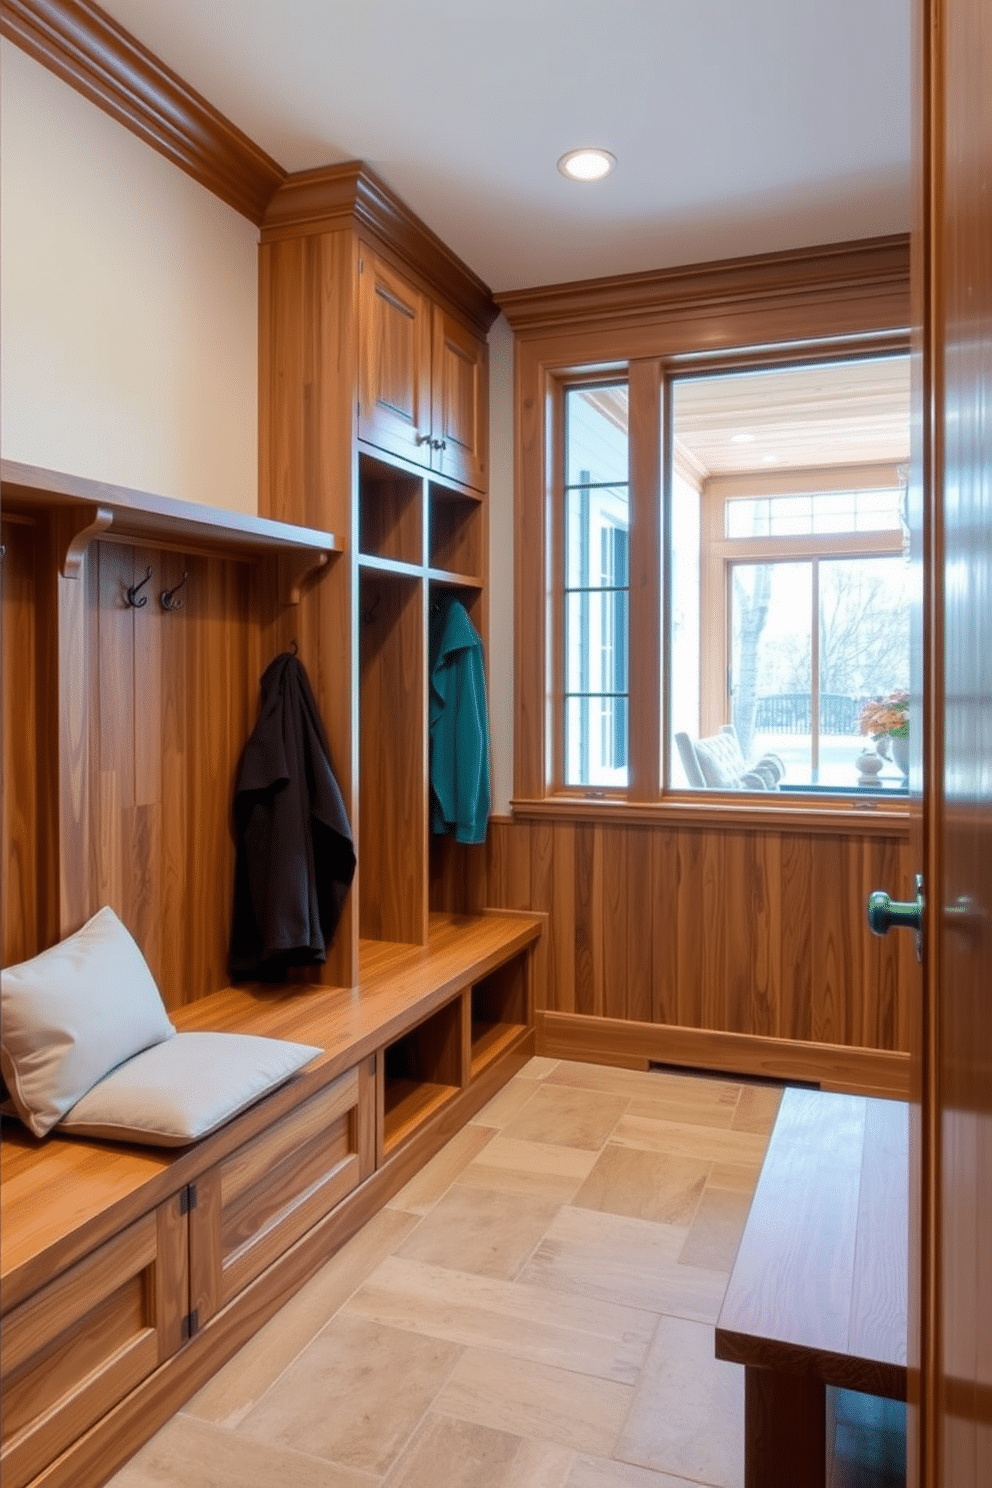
[262,162,498,335]
[1,0,286,224]
[496,234,911,338]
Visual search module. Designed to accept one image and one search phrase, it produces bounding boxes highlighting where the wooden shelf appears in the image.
[1,461,341,602]
[382,1079,459,1156]
[470,1021,528,1078]
[358,554,423,580]
[2,461,341,562]
[427,569,483,590]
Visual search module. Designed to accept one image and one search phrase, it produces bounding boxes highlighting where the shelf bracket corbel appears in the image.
[280,549,330,605]
[59,505,115,578]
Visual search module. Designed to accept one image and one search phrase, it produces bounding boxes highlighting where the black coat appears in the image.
[229,653,355,979]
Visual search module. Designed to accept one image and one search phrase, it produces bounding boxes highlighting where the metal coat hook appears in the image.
[290,637,299,656]
[362,591,381,625]
[160,571,189,611]
[126,566,153,608]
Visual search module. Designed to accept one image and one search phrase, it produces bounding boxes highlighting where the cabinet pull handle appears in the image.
[432,438,447,451]
[417,433,433,446]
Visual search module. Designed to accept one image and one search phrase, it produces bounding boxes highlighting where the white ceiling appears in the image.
[98,0,912,293]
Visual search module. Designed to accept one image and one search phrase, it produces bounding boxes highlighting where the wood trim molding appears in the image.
[535,1010,912,1100]
[511,795,913,839]
[497,234,911,338]
[261,162,497,335]
[1,0,285,223]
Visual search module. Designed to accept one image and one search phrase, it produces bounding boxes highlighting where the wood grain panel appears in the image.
[359,574,427,944]
[1,518,42,965]
[0,1201,184,1488]
[430,304,489,492]
[431,816,913,1068]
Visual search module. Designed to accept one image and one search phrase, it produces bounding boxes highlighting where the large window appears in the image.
[557,353,913,800]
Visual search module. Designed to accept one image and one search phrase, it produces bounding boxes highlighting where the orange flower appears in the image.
[859,692,909,739]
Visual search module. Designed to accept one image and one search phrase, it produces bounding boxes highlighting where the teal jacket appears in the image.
[429,599,491,844]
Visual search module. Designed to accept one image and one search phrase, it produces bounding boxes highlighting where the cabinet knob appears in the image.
[432,438,447,451]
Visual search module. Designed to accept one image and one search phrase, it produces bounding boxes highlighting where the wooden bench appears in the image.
[715,1086,908,1488]
[0,910,542,1488]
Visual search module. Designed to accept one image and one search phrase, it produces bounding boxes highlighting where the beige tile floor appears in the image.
[107,1058,784,1488]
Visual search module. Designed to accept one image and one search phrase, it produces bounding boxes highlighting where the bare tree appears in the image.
[732,565,773,756]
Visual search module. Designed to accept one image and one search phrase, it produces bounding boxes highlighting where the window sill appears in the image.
[510,793,913,837]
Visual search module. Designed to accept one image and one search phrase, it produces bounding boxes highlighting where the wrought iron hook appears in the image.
[160,571,189,611]
[126,566,153,608]
[362,592,381,625]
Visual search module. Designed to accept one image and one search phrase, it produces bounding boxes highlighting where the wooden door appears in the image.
[358,248,433,468]
[915,0,992,1482]
[430,305,488,492]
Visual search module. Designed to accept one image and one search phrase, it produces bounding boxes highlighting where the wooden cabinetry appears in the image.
[358,244,489,493]
[1,1194,188,1488]
[260,164,496,961]
[190,1066,368,1323]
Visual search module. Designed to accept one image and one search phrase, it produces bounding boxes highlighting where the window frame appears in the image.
[501,236,912,826]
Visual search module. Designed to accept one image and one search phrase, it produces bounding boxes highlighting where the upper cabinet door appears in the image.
[358,249,433,467]
[431,305,488,493]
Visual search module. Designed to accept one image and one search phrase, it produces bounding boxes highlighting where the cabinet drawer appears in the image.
[191,1067,365,1320]
[0,1195,187,1488]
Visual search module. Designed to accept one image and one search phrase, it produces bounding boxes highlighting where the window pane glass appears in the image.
[732,562,813,786]
[564,383,629,788]
[565,696,629,787]
[668,353,911,796]
[565,386,629,488]
[566,484,629,587]
[817,556,911,785]
[726,488,904,538]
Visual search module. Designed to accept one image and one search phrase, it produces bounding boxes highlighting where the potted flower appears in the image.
[859,691,910,778]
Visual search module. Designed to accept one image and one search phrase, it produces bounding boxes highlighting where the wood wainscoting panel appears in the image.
[430,815,915,1075]
[84,540,260,1008]
[1,516,45,965]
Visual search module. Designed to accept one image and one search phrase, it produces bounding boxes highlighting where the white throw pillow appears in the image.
[59,1032,321,1146]
[0,907,176,1137]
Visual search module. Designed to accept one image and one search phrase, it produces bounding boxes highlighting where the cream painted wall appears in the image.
[1,42,259,513]
[487,314,515,816]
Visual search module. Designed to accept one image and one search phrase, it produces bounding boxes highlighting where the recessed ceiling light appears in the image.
[730,432,756,444]
[557,148,616,182]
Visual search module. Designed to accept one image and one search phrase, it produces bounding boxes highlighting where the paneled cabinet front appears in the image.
[359,246,488,492]
[189,1066,368,1323]
[0,1195,188,1488]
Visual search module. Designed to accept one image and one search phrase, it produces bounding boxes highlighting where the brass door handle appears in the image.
[867,873,923,960]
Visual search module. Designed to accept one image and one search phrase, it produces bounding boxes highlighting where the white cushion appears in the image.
[0,907,176,1137]
[59,1032,321,1146]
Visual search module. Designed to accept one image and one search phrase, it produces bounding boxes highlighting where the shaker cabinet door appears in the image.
[431,305,488,493]
[0,1195,188,1488]
[358,249,433,468]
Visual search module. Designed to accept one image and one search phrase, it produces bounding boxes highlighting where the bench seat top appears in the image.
[715,1086,908,1400]
[1,911,541,1307]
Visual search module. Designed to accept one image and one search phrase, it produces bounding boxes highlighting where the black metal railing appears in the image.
[752,694,865,735]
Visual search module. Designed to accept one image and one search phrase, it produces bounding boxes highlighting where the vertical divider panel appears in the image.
[359,571,428,944]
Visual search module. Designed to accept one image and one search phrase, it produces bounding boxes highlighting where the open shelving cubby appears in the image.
[470,952,530,1078]
[381,997,464,1156]
[428,478,483,584]
[358,451,423,568]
